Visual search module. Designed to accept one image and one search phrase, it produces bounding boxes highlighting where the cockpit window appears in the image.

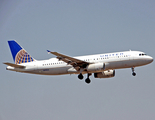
[139,53,147,56]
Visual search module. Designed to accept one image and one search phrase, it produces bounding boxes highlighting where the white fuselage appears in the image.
[7,51,153,75]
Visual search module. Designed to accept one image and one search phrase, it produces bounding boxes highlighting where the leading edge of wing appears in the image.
[47,50,89,67]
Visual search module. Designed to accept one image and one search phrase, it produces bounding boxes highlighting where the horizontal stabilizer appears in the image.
[3,62,25,68]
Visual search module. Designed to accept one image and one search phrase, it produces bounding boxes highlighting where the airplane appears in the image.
[4,40,153,84]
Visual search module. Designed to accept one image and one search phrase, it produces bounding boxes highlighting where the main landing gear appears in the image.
[78,73,92,84]
[85,73,92,84]
[131,67,136,76]
[78,73,84,80]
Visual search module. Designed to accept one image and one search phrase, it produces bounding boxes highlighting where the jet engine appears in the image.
[86,62,111,72]
[94,70,115,78]
[86,63,104,72]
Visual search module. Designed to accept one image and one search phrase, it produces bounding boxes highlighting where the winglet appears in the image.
[47,50,51,54]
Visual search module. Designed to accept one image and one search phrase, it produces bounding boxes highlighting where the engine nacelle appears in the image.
[94,70,115,78]
[86,62,111,72]
[87,63,104,72]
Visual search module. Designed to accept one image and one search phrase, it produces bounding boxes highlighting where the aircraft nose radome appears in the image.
[147,56,153,63]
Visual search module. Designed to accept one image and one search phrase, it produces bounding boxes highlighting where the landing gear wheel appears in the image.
[78,73,83,80]
[131,67,136,76]
[132,72,136,76]
[85,78,91,84]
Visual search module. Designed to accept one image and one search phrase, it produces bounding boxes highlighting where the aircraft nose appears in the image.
[147,56,153,63]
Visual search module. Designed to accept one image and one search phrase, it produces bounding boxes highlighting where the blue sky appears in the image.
[0,0,155,120]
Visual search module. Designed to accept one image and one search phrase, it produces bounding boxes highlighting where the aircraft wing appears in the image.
[3,62,25,68]
[47,50,89,68]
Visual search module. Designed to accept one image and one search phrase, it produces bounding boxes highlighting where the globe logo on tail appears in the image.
[15,49,34,64]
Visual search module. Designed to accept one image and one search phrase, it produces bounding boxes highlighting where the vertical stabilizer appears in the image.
[8,40,35,64]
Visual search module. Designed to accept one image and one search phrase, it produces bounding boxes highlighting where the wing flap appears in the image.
[3,62,25,68]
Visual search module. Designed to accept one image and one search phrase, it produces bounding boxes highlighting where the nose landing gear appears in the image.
[131,67,136,76]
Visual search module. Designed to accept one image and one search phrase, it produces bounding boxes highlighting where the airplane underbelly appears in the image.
[107,61,123,69]
[122,59,145,68]
[38,67,68,75]
[107,60,134,69]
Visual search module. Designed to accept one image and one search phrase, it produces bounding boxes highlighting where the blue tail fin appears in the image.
[8,40,35,64]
